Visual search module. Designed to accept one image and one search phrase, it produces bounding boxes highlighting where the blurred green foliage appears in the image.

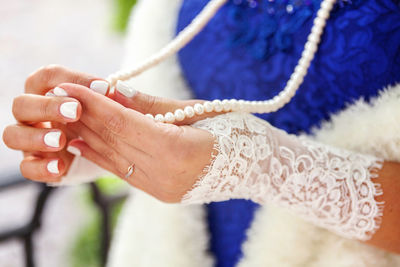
[70,177,127,267]
[112,0,137,33]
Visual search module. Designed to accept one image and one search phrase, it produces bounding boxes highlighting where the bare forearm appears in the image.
[367,161,400,253]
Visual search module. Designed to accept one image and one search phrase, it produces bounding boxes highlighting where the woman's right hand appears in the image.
[2,65,109,182]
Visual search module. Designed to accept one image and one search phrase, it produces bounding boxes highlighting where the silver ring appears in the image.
[125,164,135,178]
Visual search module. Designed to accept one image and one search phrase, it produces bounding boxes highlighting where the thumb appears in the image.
[111,81,222,125]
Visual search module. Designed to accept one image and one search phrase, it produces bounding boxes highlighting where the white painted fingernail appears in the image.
[67,145,81,156]
[54,87,68,97]
[90,80,109,95]
[47,159,59,174]
[60,102,78,119]
[44,131,61,148]
[116,80,136,98]
[45,91,56,97]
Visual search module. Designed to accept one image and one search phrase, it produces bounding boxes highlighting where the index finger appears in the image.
[25,65,109,95]
[55,83,161,151]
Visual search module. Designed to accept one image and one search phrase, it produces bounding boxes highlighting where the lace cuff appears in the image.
[182,112,384,240]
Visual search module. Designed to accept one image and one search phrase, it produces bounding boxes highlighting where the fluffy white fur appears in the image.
[93,0,400,266]
[107,1,213,267]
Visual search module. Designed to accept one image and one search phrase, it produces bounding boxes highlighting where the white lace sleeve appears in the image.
[183,112,384,240]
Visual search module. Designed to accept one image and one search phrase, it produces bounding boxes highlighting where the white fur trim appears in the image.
[107,0,400,266]
[107,1,212,267]
[239,83,400,267]
[313,84,400,161]
[107,190,212,267]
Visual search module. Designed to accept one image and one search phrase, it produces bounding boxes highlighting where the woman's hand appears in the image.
[57,83,215,203]
[2,65,109,182]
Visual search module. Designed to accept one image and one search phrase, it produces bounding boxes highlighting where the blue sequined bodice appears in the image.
[176,1,400,266]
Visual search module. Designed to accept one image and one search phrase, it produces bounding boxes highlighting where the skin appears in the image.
[2,65,400,253]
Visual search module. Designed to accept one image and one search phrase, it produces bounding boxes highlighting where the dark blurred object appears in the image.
[0,174,127,267]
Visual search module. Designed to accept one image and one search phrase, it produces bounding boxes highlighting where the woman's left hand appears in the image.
[56,83,215,203]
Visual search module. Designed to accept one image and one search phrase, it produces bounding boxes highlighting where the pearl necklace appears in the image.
[106,0,337,123]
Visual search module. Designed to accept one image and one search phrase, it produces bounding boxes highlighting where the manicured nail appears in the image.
[60,102,78,119]
[44,131,61,148]
[90,80,109,95]
[67,145,81,156]
[47,159,59,174]
[116,80,136,98]
[54,87,68,97]
[45,91,56,97]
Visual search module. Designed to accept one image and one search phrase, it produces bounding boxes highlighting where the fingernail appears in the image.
[54,87,68,97]
[67,145,81,156]
[45,91,56,97]
[116,80,136,98]
[60,102,78,119]
[90,80,109,95]
[47,159,59,174]
[44,131,61,148]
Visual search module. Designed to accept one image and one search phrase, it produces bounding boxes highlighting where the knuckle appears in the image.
[25,64,63,92]
[100,127,118,147]
[141,94,157,114]
[160,127,188,163]
[105,108,127,135]
[39,97,53,118]
[12,95,25,119]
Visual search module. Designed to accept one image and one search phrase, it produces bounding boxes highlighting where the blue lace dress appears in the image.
[176,1,400,266]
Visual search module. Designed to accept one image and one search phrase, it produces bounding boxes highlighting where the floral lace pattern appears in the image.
[183,112,384,240]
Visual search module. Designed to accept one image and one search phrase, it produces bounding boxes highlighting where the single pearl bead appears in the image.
[256,102,265,113]
[285,79,298,93]
[154,114,165,123]
[212,100,223,112]
[194,103,205,115]
[290,72,304,85]
[250,102,258,113]
[174,109,185,121]
[184,106,195,118]
[203,101,214,112]
[286,86,297,98]
[307,32,320,44]
[298,57,311,69]
[238,99,246,111]
[317,9,329,20]
[305,41,317,54]
[222,99,232,112]
[270,103,280,112]
[229,99,239,111]
[164,112,175,123]
[294,65,307,77]
[311,25,323,36]
[245,101,254,112]
[314,17,326,28]
[302,49,314,63]
[145,113,154,120]
[321,0,334,10]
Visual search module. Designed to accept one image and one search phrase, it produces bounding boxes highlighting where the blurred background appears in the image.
[0,0,136,266]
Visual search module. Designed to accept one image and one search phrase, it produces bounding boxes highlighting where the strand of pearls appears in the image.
[147,0,336,123]
[108,0,336,124]
[106,0,229,89]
